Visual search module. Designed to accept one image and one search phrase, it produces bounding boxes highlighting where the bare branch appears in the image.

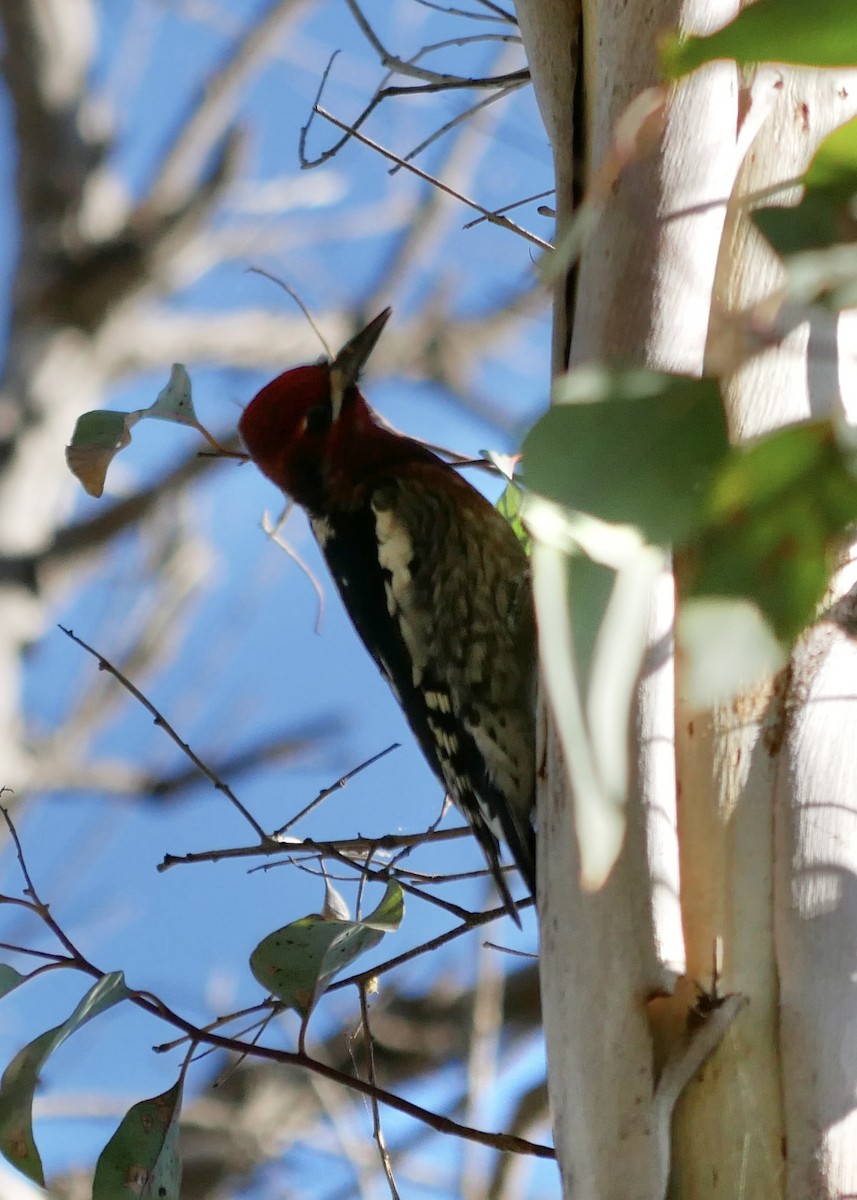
[0,0,98,240]
[414,0,516,21]
[159,826,472,872]
[391,79,525,172]
[60,625,268,840]
[300,55,527,169]
[343,0,522,85]
[273,743,401,835]
[314,108,550,250]
[2,806,553,1161]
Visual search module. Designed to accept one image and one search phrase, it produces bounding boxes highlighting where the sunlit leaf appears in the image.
[249,880,403,1017]
[523,368,729,546]
[526,497,664,888]
[529,533,623,890]
[524,362,857,648]
[321,877,350,922]
[65,410,138,498]
[145,364,198,426]
[0,972,129,1185]
[481,449,520,480]
[92,1079,183,1200]
[677,598,786,706]
[661,0,857,78]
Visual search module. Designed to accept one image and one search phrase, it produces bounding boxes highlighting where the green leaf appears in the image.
[92,1080,183,1200]
[662,0,857,78]
[803,116,857,195]
[753,117,857,261]
[523,368,729,546]
[0,972,129,1185]
[249,881,403,1017]
[754,191,853,258]
[523,374,857,719]
[65,410,137,498]
[0,965,27,1001]
[686,419,857,641]
[495,480,531,554]
[482,448,531,553]
[65,364,196,498]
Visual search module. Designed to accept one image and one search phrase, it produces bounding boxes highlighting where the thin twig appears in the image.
[59,626,267,840]
[274,744,400,836]
[462,188,555,229]
[302,69,526,170]
[0,806,88,963]
[359,983,402,1199]
[141,975,555,1157]
[0,940,67,964]
[313,108,550,251]
[267,843,477,921]
[343,0,522,85]
[387,795,452,874]
[154,999,277,1054]
[391,80,525,174]
[414,0,514,20]
[482,942,538,960]
[158,824,472,872]
[329,895,535,994]
[261,505,327,634]
[247,266,333,357]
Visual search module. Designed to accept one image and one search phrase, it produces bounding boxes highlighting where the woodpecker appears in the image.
[238,310,536,923]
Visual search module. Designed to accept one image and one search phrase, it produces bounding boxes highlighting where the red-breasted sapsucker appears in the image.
[238,310,536,923]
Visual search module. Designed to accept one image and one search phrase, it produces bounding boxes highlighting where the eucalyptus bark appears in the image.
[516,0,857,1195]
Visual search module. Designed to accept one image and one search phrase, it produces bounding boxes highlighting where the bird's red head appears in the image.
[238,309,392,513]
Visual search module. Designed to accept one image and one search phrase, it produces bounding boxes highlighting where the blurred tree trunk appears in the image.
[516,0,857,1196]
[0,0,293,795]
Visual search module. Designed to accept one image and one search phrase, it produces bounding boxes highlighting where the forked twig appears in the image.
[0,809,552,1160]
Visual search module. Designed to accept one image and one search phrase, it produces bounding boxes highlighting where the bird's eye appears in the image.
[302,402,331,434]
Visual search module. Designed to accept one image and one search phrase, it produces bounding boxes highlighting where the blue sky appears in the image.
[0,2,555,1195]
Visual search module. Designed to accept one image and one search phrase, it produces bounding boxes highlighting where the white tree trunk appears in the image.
[673,70,857,1200]
[516,0,857,1195]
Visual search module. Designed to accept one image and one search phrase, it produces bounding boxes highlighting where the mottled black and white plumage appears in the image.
[238,310,536,922]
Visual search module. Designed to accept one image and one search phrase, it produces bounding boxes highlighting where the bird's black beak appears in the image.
[331,308,391,392]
